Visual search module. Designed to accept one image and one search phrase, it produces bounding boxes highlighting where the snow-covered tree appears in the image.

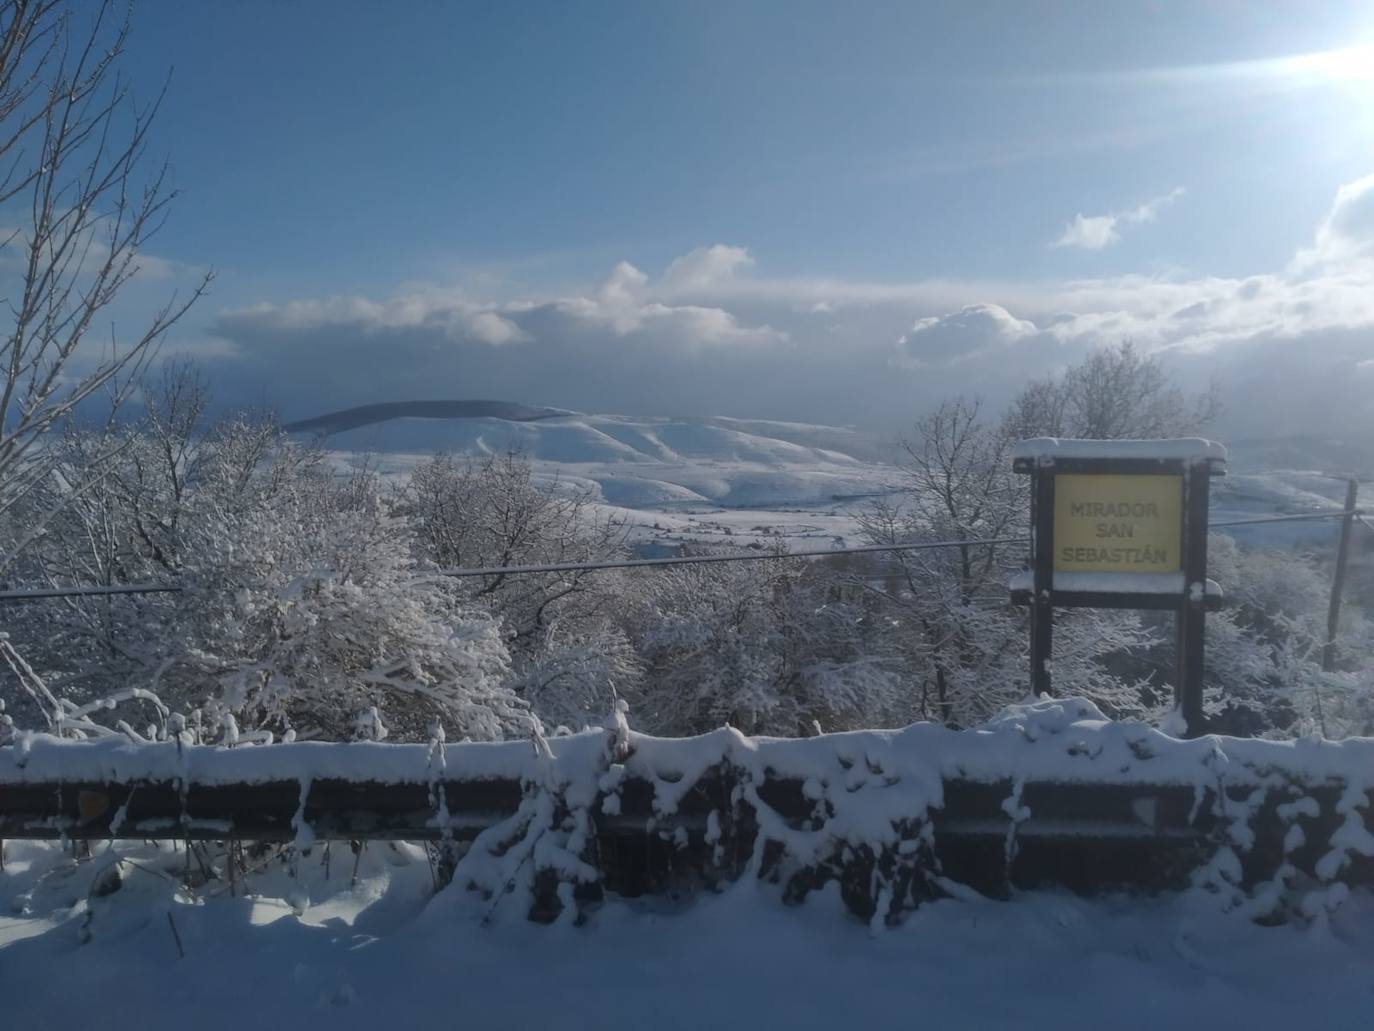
[1200,534,1374,738]
[400,450,634,729]
[856,397,1023,722]
[3,390,527,742]
[1004,341,1221,442]
[175,477,525,742]
[623,553,906,737]
[505,620,640,733]
[856,395,1155,726]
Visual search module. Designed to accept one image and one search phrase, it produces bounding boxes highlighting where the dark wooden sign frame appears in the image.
[1011,446,1225,738]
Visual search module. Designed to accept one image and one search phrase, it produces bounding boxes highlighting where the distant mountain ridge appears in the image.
[283,400,570,435]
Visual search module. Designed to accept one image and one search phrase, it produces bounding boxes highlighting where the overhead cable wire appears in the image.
[0,507,1363,602]
[1210,509,1366,528]
[422,535,1033,580]
[0,536,1033,601]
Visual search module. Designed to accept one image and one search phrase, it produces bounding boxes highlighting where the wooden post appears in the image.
[1323,478,1359,672]
[1030,468,1055,697]
[1176,463,1211,738]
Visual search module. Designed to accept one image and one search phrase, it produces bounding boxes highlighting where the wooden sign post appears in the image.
[1011,439,1227,738]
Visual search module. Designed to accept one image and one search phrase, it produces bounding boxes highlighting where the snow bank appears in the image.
[7,696,1371,790]
[0,732,579,786]
[7,836,1374,1028]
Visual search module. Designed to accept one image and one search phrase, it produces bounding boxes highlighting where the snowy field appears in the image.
[3,838,1374,1029]
[307,412,1371,553]
[315,412,901,550]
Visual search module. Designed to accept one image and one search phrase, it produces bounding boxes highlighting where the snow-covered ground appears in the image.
[307,410,1369,554]
[1214,470,1357,548]
[314,412,901,550]
[4,837,1373,1029]
[309,411,899,509]
[7,696,1374,1028]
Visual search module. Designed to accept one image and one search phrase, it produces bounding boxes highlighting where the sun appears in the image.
[1285,44,1374,87]
[1273,42,1374,137]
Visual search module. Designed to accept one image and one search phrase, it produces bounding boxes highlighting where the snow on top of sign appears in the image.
[1053,571,1185,594]
[1011,572,1223,596]
[1012,437,1228,462]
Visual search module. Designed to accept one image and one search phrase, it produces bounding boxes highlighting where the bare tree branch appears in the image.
[0,0,211,553]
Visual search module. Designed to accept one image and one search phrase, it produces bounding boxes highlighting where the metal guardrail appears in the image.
[3,729,1371,920]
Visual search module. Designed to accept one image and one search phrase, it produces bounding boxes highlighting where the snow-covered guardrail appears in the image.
[3,698,1373,925]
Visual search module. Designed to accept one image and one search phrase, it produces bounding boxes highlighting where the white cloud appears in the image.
[595,261,649,309]
[895,304,1039,369]
[1055,214,1119,251]
[553,258,785,347]
[1053,187,1186,250]
[202,175,1374,438]
[226,292,529,345]
[217,250,786,377]
[1294,172,1374,269]
[467,310,527,346]
[661,244,754,293]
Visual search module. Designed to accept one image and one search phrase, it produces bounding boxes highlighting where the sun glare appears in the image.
[1285,43,1374,86]
[1134,41,1374,100]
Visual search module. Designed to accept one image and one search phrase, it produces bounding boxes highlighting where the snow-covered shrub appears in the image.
[1,384,528,742]
[399,450,635,728]
[1191,535,1374,738]
[622,553,906,736]
[507,621,640,732]
[176,483,526,742]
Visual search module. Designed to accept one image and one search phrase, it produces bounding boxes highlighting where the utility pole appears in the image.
[1322,478,1358,673]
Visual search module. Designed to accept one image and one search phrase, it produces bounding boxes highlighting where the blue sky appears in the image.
[108,1,1374,434]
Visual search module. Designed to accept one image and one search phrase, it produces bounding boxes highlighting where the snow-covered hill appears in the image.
[286,402,1372,554]
[1213,436,1374,548]
[289,407,904,550]
[292,410,897,501]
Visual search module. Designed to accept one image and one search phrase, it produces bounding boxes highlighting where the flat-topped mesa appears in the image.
[1011,437,1228,469]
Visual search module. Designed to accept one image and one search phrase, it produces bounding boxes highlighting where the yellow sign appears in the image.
[1053,474,1182,574]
